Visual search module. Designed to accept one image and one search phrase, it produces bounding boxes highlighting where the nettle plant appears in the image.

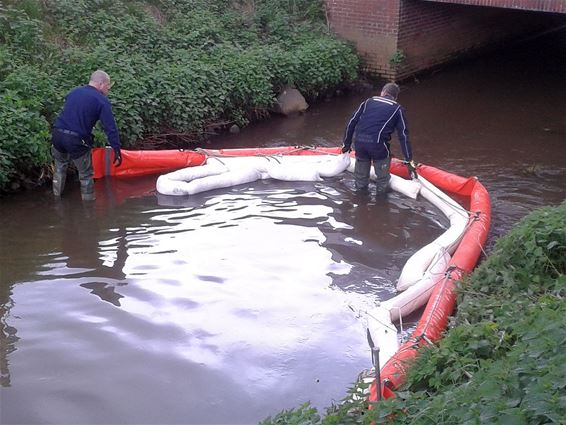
[0,0,359,192]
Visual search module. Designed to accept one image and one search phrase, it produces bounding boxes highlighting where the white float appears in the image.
[156,153,469,368]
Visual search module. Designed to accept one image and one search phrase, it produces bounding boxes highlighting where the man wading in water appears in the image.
[341,82,417,195]
[51,70,122,201]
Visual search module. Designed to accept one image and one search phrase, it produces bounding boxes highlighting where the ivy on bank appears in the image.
[262,202,566,424]
[0,0,359,191]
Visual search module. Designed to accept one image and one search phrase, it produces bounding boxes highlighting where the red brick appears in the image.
[325,0,565,80]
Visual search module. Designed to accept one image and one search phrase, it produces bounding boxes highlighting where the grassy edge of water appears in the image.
[261,202,566,425]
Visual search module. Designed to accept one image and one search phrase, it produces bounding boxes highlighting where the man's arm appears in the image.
[396,107,411,161]
[99,100,121,152]
[342,100,366,151]
[99,100,122,166]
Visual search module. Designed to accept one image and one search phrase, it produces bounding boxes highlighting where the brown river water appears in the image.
[0,32,565,424]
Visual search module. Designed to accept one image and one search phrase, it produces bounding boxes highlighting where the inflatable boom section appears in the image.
[155,154,352,195]
[369,162,491,401]
[363,168,470,368]
[91,146,490,403]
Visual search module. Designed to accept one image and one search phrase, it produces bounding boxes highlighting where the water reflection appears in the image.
[0,168,450,424]
[0,178,157,390]
[1,30,565,424]
[51,203,128,306]
[0,299,18,387]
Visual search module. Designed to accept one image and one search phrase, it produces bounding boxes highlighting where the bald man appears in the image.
[51,70,122,201]
[341,82,416,195]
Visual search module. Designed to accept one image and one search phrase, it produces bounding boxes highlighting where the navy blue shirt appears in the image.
[54,85,120,151]
[343,95,411,161]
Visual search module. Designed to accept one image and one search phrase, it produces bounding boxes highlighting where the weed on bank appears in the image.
[0,0,358,191]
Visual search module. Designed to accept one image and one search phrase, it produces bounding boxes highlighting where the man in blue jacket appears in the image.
[51,70,122,201]
[341,82,416,195]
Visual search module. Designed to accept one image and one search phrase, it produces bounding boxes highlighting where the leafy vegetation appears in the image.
[262,202,566,424]
[0,0,359,192]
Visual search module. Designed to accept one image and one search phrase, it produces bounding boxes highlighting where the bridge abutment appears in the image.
[325,0,565,81]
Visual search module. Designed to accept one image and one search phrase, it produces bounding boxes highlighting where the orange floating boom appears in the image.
[370,162,491,401]
[92,146,490,402]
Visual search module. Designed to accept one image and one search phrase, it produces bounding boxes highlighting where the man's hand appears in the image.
[407,160,417,179]
[341,145,351,154]
[113,149,122,167]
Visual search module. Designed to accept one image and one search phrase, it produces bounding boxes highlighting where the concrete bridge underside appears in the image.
[325,0,566,80]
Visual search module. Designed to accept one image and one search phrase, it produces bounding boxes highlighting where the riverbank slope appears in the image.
[0,0,359,192]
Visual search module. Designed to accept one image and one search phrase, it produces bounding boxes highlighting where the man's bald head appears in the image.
[381,82,400,100]
[89,70,112,96]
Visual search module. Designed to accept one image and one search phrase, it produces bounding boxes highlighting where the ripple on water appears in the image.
[1,171,470,424]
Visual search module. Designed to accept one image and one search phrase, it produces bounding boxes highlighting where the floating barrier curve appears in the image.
[92,146,491,402]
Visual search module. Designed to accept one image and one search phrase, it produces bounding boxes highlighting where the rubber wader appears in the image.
[373,157,391,195]
[354,158,371,191]
[51,146,95,200]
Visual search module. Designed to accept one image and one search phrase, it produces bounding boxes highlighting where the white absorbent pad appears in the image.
[384,249,450,322]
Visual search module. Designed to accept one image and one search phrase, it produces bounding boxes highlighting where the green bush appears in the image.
[260,402,321,425]
[0,4,44,57]
[0,93,50,189]
[0,0,359,192]
[0,64,52,188]
[369,202,566,424]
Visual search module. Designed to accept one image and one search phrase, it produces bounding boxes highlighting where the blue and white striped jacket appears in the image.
[342,95,412,161]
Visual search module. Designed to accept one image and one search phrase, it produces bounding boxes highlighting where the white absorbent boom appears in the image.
[156,154,468,370]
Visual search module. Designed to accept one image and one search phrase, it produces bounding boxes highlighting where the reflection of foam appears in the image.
[152,174,459,375]
[118,190,362,380]
[80,282,124,307]
[1,301,19,387]
[156,192,204,208]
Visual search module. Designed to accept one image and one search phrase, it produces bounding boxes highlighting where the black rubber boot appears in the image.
[373,158,391,196]
[354,158,371,191]
[79,172,95,201]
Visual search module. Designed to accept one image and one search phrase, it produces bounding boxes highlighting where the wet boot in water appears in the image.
[51,145,69,197]
[76,151,95,201]
[354,158,371,192]
[52,171,67,197]
[80,174,95,201]
[81,185,96,201]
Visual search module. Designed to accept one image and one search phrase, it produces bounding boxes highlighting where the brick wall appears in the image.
[395,1,557,80]
[324,0,565,80]
[325,0,402,78]
[422,0,566,13]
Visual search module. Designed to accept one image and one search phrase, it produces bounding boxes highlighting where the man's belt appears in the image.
[54,128,80,137]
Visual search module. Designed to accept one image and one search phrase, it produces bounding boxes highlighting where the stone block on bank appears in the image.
[272,88,309,116]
